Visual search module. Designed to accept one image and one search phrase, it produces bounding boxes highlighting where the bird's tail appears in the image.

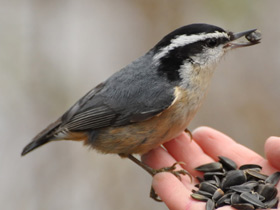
[21,119,61,156]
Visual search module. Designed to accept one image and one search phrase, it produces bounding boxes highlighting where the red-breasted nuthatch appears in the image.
[22,23,261,199]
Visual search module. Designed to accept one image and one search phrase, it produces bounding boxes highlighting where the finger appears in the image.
[163,132,214,177]
[265,136,280,170]
[192,126,264,167]
[265,137,280,203]
[141,146,178,169]
[152,173,204,210]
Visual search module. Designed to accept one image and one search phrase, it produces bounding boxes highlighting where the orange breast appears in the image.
[87,87,199,155]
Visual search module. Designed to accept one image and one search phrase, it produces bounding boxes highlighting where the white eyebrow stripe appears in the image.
[153,31,229,62]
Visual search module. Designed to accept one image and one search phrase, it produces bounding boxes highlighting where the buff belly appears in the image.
[86,88,200,155]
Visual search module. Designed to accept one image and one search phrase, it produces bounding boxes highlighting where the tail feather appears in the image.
[21,118,62,156]
[21,138,51,156]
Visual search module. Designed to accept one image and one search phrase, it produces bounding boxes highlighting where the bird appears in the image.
[22,23,260,199]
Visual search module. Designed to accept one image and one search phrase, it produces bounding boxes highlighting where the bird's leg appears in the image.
[124,154,189,178]
[184,128,193,140]
[120,154,191,201]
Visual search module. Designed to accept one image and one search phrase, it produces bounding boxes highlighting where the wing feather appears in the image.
[59,58,178,132]
[65,108,117,131]
[61,87,176,132]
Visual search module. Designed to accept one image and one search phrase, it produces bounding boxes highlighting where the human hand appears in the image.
[141,126,280,210]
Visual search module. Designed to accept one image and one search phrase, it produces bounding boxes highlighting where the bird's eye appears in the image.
[205,38,218,48]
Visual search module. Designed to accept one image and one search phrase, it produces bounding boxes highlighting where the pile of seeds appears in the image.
[191,156,280,210]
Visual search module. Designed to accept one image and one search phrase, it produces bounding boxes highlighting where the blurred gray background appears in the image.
[1,0,280,209]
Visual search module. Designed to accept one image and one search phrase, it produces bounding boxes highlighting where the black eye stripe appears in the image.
[155,35,229,82]
[205,38,218,48]
[204,37,229,48]
[156,42,205,81]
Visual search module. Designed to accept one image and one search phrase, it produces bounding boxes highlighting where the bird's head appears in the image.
[152,23,261,82]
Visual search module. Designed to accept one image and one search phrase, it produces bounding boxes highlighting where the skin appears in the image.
[142,126,280,210]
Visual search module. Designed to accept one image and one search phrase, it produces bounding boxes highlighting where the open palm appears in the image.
[142,126,280,210]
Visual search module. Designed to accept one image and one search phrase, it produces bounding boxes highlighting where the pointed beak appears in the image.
[225,29,261,49]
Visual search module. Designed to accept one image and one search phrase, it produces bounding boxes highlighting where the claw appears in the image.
[184,128,193,141]
[151,162,191,181]
[150,186,162,202]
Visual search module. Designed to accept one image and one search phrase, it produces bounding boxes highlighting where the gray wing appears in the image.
[60,61,177,132]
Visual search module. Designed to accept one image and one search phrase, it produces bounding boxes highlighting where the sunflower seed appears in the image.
[264,197,279,208]
[195,162,223,172]
[199,182,218,194]
[245,30,262,43]
[265,171,280,186]
[221,170,247,189]
[239,164,262,171]
[231,203,255,210]
[216,193,232,207]
[257,183,278,201]
[219,156,237,170]
[191,193,209,202]
[240,192,265,208]
[245,169,268,180]
[206,199,215,210]
[195,190,213,199]
[212,188,224,201]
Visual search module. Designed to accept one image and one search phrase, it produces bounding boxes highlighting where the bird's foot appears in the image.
[149,161,189,178]
[124,154,191,201]
[148,162,191,201]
